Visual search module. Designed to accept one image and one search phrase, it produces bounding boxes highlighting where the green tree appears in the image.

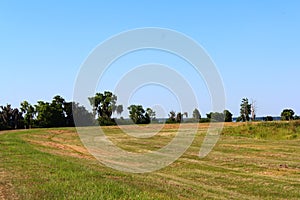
[166,111,176,123]
[281,109,295,121]
[34,96,66,128]
[223,110,233,122]
[240,98,251,122]
[67,102,95,126]
[88,91,117,119]
[176,112,182,123]
[0,104,13,129]
[206,112,224,122]
[236,116,243,122]
[20,101,35,128]
[0,105,23,129]
[35,101,53,127]
[146,108,156,122]
[88,91,122,125]
[35,96,93,127]
[263,116,273,121]
[116,105,124,116]
[192,108,201,120]
[50,95,66,127]
[128,105,150,124]
[63,102,74,126]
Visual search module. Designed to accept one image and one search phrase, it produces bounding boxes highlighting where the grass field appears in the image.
[1,122,300,199]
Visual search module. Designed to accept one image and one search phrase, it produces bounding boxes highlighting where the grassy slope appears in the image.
[0,122,300,199]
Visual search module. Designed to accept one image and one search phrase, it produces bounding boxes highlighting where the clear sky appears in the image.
[1,1,299,117]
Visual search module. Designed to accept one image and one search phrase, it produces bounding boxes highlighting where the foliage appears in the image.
[206,112,225,122]
[222,121,300,140]
[34,96,94,128]
[98,117,116,126]
[20,101,35,128]
[88,91,117,118]
[281,109,295,121]
[146,108,156,122]
[263,116,274,121]
[176,112,182,123]
[0,105,23,130]
[223,110,233,122]
[236,116,243,122]
[88,91,123,125]
[192,108,201,121]
[166,111,176,123]
[240,98,251,122]
[34,95,68,128]
[1,91,300,129]
[116,105,124,116]
[206,110,232,122]
[128,105,151,124]
[66,102,95,126]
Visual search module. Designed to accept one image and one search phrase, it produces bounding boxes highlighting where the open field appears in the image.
[1,122,300,199]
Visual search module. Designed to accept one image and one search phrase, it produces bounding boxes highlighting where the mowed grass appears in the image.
[0,122,300,199]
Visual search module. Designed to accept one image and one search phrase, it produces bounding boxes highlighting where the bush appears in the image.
[165,118,177,124]
[263,116,274,121]
[98,117,116,126]
[199,118,210,123]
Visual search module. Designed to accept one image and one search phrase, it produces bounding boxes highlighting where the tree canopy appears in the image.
[240,98,251,122]
[0,92,299,131]
[192,108,201,120]
[281,109,295,121]
[128,105,151,124]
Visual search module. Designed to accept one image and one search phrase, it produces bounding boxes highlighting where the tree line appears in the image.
[237,98,300,122]
[0,92,299,130]
[0,95,95,130]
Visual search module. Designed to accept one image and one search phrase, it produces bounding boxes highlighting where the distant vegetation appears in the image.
[0,91,299,130]
[222,121,300,140]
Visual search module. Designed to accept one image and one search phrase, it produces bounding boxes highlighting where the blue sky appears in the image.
[1,1,299,117]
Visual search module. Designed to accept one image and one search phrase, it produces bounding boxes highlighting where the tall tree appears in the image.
[206,112,224,122]
[35,101,53,127]
[12,108,23,129]
[176,112,182,123]
[0,105,23,129]
[223,110,233,122]
[34,96,65,127]
[251,99,257,121]
[0,104,13,129]
[167,111,176,123]
[65,102,95,126]
[63,101,74,126]
[88,91,118,119]
[240,98,251,122]
[183,112,188,118]
[116,105,124,116]
[192,108,201,120]
[21,101,35,128]
[128,105,150,124]
[146,108,156,122]
[50,95,66,127]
